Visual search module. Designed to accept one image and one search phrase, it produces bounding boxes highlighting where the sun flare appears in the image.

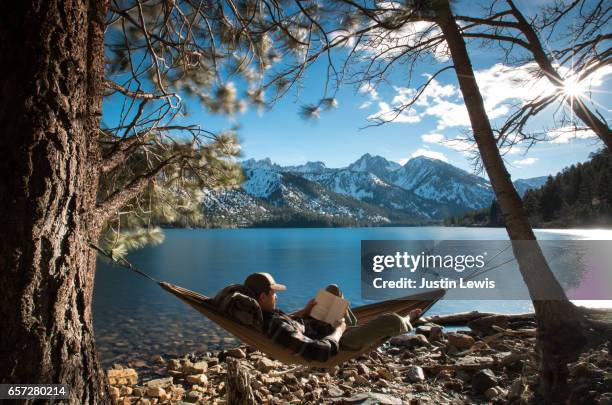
[560,74,586,98]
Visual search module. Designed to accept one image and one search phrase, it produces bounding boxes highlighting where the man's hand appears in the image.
[327,318,346,343]
[303,298,317,316]
[333,318,347,331]
[292,298,317,318]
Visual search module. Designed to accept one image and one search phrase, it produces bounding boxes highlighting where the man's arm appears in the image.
[267,315,343,362]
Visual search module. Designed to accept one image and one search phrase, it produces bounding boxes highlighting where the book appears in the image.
[309,289,349,324]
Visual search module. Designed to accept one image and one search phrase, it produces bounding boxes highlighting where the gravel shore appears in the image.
[106,320,611,405]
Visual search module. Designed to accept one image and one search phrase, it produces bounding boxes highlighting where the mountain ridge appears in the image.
[201,154,547,227]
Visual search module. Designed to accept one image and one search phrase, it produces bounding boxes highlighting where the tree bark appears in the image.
[226,358,256,405]
[0,1,109,404]
[436,2,586,402]
[506,0,612,150]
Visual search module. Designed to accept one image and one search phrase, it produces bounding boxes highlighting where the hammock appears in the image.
[93,243,502,367]
[158,281,445,368]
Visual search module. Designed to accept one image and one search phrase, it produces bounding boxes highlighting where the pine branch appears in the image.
[95,154,183,222]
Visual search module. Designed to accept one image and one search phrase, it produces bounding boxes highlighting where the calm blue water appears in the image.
[92,227,611,366]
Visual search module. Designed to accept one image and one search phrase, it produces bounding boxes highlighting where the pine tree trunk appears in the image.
[436,2,586,402]
[0,1,108,404]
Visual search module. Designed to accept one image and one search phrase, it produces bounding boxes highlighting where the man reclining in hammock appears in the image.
[244,272,421,362]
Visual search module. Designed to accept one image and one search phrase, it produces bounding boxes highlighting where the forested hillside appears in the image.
[446,149,612,227]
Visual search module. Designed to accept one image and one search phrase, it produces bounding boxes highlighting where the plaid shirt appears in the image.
[262,310,339,362]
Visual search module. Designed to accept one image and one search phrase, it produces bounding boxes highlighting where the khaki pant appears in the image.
[339,312,412,351]
[324,285,412,350]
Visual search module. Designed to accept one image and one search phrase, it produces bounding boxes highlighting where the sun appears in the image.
[560,74,586,98]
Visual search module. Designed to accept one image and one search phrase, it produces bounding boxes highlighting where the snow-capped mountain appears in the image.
[201,154,547,226]
[388,156,494,211]
[347,153,401,179]
[513,176,548,196]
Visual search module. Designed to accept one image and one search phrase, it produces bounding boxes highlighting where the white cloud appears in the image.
[410,148,449,162]
[548,126,597,143]
[358,83,380,101]
[357,18,448,62]
[369,61,611,132]
[367,101,421,124]
[421,133,445,143]
[359,101,372,109]
[513,157,538,166]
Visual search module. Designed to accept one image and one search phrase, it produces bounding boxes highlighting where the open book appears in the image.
[309,289,349,324]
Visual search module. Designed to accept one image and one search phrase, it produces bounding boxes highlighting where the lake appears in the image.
[92,226,612,367]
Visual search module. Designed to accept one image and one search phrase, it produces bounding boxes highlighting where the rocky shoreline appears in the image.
[106,317,612,405]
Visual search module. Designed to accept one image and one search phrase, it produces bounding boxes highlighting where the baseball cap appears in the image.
[244,272,287,296]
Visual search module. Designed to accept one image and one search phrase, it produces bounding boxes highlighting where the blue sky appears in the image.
[104,0,611,181]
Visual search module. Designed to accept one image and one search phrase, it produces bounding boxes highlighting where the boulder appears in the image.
[144,377,173,388]
[145,386,166,398]
[485,386,507,399]
[389,334,430,348]
[226,347,246,359]
[471,369,498,393]
[405,366,425,382]
[447,333,475,350]
[185,374,208,385]
[255,358,277,373]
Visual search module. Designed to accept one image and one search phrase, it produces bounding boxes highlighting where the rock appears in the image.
[151,355,164,364]
[354,375,369,385]
[343,369,359,379]
[429,326,443,342]
[447,333,475,350]
[145,377,173,388]
[357,363,371,375]
[389,334,430,348]
[255,358,277,373]
[226,347,246,359]
[387,347,401,355]
[343,392,403,405]
[107,368,138,386]
[508,378,525,400]
[111,364,124,370]
[189,361,208,374]
[598,393,612,405]
[405,366,425,382]
[109,386,120,399]
[186,390,202,403]
[327,385,344,397]
[146,387,166,398]
[119,386,133,396]
[570,362,605,380]
[468,315,509,335]
[129,360,147,368]
[472,369,498,393]
[413,384,427,392]
[185,374,208,385]
[376,368,393,381]
[166,359,182,371]
[485,386,501,399]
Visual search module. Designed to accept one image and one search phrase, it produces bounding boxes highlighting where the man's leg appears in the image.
[339,313,411,351]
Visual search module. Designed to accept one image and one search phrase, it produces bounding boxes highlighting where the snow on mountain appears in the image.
[389,156,494,210]
[513,176,548,196]
[241,168,284,198]
[202,154,550,226]
[285,161,328,174]
[347,153,401,180]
